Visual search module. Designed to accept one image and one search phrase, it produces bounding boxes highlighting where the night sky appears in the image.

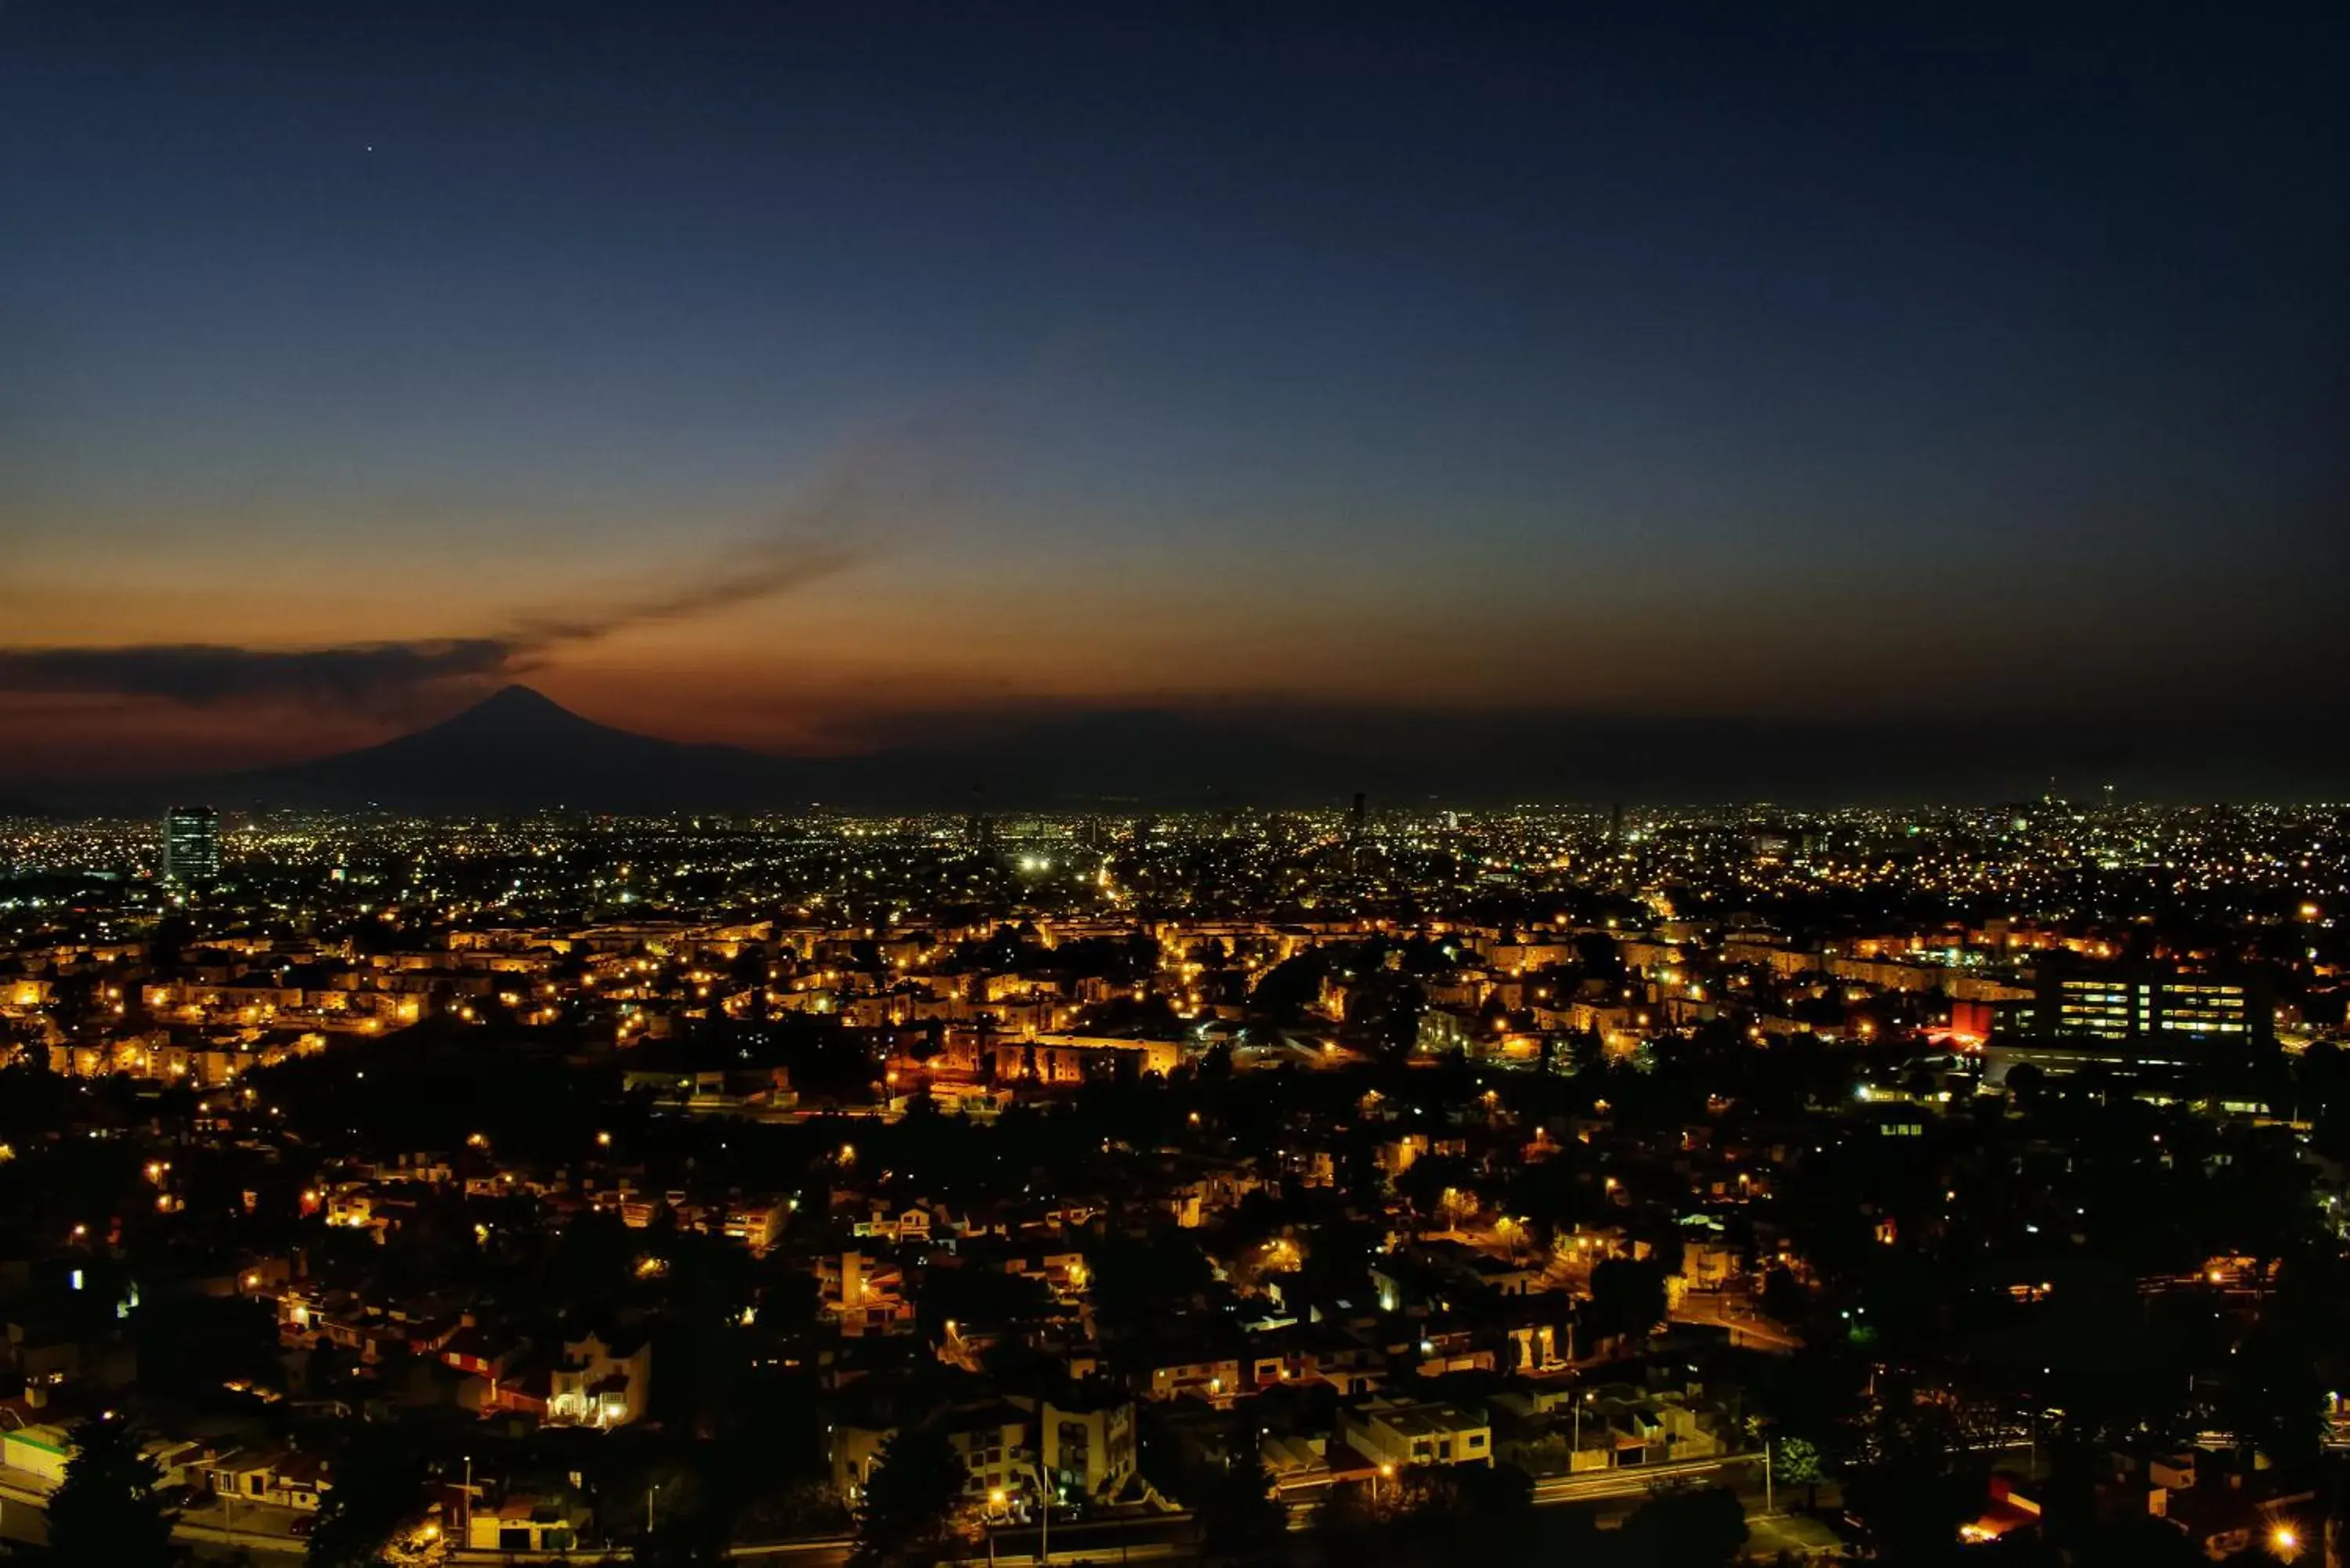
[3,2,2345,797]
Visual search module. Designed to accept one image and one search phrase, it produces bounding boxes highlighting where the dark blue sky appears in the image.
[2,2,2345,793]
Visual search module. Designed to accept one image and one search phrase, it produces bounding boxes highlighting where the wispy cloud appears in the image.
[0,410,922,718]
[505,534,866,647]
[0,530,866,712]
[0,531,865,714]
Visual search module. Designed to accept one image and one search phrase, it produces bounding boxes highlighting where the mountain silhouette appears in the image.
[34,688,2347,811]
[418,682,595,737]
[110,686,1346,815]
[190,685,820,813]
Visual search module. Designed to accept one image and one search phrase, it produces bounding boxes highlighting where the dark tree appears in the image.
[48,1415,178,1568]
[851,1427,968,1568]
[305,1429,425,1568]
[1759,1264,1807,1327]
[1308,1478,1372,1563]
[1585,1255,1669,1342]
[1195,1454,1285,1565]
[1617,1486,1748,1568]
[1573,932,1625,980]
[1844,1389,1981,1568]
[1248,952,1329,1023]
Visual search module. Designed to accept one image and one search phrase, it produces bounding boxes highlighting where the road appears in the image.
[1672,1292,1804,1353]
[1528,1452,1763,1505]
[5,1452,1835,1565]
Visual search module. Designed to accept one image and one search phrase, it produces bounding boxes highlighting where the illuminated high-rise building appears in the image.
[162,805,221,885]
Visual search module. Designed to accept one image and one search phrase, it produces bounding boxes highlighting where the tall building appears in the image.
[162,805,221,885]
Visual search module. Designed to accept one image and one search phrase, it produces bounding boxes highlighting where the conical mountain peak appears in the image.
[431,683,601,735]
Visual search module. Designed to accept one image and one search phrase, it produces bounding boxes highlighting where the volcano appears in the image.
[74,685,1359,815]
[199,685,818,813]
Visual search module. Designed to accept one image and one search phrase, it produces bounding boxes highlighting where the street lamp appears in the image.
[1029,1462,1054,1566]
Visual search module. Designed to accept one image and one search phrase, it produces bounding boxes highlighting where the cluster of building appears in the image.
[0,797,2341,1556]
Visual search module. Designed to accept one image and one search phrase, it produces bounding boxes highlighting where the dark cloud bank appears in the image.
[0,537,864,714]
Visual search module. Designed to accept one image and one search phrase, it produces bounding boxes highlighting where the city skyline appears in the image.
[5,2,2347,793]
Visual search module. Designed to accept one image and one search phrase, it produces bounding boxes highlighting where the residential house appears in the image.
[821,1252,916,1335]
[1337,1396,1492,1469]
[211,1449,332,1512]
[468,1494,588,1552]
[548,1331,652,1429]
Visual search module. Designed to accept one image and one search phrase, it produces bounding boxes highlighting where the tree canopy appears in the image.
[48,1415,178,1568]
[851,1427,968,1568]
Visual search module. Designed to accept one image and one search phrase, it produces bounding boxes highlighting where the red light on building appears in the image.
[1947,999,1994,1045]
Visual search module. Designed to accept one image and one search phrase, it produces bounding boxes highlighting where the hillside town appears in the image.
[2,800,2347,1564]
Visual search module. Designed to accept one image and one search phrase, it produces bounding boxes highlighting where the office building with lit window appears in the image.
[162,805,222,885]
[2019,963,2270,1047]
